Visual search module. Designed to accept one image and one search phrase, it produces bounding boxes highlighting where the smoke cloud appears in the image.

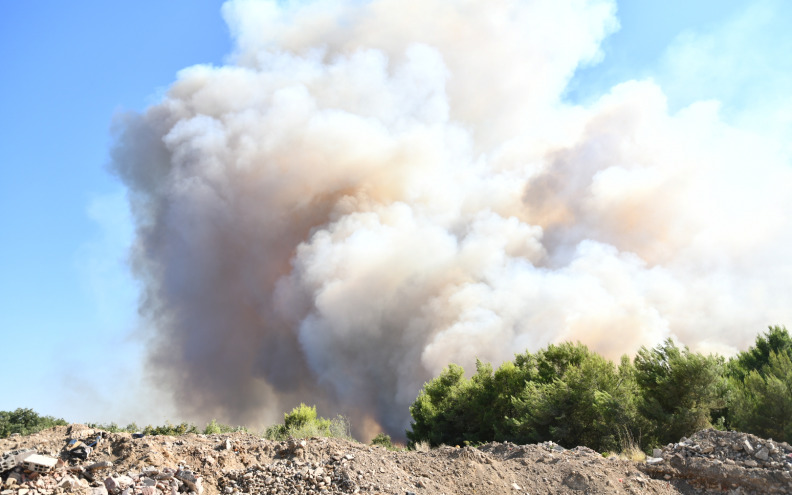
[112,0,792,438]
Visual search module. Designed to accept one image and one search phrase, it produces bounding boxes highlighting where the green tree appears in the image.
[406,364,471,447]
[407,342,641,452]
[509,343,639,452]
[727,326,792,381]
[634,339,725,446]
[0,408,67,438]
[730,351,792,442]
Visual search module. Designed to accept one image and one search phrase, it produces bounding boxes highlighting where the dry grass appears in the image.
[617,427,646,462]
[412,440,430,452]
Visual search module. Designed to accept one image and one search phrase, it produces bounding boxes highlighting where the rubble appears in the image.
[640,428,792,494]
[21,454,58,474]
[3,424,792,494]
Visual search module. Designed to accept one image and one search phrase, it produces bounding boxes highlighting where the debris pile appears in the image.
[0,426,207,495]
[7,424,792,494]
[641,429,792,494]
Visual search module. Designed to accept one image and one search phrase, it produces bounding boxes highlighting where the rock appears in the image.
[175,468,204,495]
[652,448,662,458]
[563,472,588,491]
[104,475,134,495]
[744,459,759,467]
[511,482,521,490]
[756,447,770,461]
[88,460,114,471]
[743,439,755,454]
[56,476,78,490]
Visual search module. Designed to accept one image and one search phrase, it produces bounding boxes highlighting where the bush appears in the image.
[264,404,351,441]
[371,433,394,449]
[204,419,247,435]
[142,421,199,436]
[0,408,67,438]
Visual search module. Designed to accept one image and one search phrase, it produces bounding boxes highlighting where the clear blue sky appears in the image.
[1,0,787,424]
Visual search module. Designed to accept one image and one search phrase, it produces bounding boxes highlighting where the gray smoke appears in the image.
[111,0,792,439]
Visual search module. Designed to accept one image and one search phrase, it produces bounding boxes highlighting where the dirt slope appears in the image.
[0,425,787,494]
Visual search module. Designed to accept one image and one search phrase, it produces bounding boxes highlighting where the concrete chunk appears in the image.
[23,454,58,473]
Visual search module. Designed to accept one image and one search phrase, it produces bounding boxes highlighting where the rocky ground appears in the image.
[2,425,791,494]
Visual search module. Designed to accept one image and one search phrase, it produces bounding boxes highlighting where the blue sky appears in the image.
[1,0,788,424]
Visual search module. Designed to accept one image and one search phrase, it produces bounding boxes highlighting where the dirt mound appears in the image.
[1,425,789,494]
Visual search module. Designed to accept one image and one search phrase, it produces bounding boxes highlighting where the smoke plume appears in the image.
[112,0,792,438]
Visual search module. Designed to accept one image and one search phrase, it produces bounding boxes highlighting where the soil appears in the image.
[0,425,787,494]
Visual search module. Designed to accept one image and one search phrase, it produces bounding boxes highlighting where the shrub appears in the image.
[264,404,351,441]
[0,408,67,438]
[203,419,246,435]
[142,421,199,436]
[371,433,393,449]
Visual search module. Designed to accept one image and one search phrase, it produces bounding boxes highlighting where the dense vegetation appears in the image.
[3,326,790,455]
[0,408,66,438]
[407,326,791,453]
[84,419,248,436]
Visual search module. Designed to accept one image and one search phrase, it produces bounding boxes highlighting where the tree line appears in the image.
[407,326,792,453]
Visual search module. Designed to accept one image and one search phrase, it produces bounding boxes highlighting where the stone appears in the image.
[744,459,759,468]
[88,461,114,471]
[755,447,770,461]
[90,488,109,495]
[652,448,663,458]
[104,475,134,495]
[743,439,755,454]
[175,469,204,495]
[511,482,521,490]
[56,476,78,490]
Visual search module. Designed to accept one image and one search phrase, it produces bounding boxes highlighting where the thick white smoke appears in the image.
[112,0,792,438]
